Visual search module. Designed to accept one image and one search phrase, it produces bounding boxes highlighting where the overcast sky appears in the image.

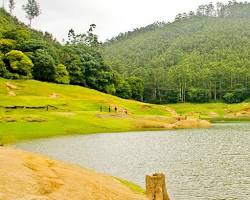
[8,0,231,42]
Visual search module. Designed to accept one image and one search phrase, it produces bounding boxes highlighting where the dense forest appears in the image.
[103,0,250,104]
[0,2,144,101]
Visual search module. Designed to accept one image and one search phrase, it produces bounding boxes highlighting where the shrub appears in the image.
[0,52,7,77]
[3,28,31,44]
[21,39,48,52]
[223,93,236,104]
[165,90,180,103]
[223,90,246,104]
[127,77,144,101]
[0,39,16,53]
[4,50,33,79]
[54,64,70,84]
[104,84,116,95]
[32,49,56,82]
[116,80,132,99]
[187,87,210,103]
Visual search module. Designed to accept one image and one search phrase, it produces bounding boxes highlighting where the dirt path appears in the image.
[0,147,147,200]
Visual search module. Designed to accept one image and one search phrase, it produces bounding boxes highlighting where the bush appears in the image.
[21,39,49,52]
[116,80,132,99]
[3,28,31,44]
[127,77,144,101]
[223,93,236,104]
[223,90,246,104]
[0,52,7,77]
[187,87,210,103]
[32,49,56,82]
[104,84,116,95]
[4,50,33,79]
[54,64,70,84]
[0,39,16,53]
[165,90,180,103]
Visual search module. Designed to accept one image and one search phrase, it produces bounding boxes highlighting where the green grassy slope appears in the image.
[0,78,173,143]
[1,78,250,143]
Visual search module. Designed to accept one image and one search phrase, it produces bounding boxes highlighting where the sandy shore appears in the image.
[0,147,147,200]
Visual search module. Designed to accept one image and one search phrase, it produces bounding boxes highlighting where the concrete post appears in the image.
[145,173,170,200]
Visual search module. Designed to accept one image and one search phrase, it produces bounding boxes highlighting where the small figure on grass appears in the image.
[115,107,117,112]
[100,106,103,112]
[108,106,111,112]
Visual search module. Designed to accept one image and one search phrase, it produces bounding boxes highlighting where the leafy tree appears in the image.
[67,29,86,45]
[66,25,100,47]
[54,64,70,84]
[61,45,85,85]
[22,0,41,27]
[8,0,15,15]
[32,49,56,82]
[127,77,144,101]
[86,24,99,47]
[116,80,132,99]
[4,50,33,79]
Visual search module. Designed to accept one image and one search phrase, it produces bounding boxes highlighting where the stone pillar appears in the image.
[145,173,170,200]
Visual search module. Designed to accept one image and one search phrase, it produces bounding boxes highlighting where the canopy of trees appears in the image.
[103,1,250,103]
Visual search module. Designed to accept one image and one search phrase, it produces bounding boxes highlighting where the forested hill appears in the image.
[103,1,250,104]
[0,8,145,102]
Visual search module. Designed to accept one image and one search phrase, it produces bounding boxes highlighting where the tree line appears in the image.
[175,0,250,20]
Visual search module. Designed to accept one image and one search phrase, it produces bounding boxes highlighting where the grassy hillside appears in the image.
[2,78,250,143]
[0,77,176,143]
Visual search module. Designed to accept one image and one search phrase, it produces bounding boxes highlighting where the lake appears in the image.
[15,123,250,200]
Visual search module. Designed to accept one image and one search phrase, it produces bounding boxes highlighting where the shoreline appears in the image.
[0,147,147,200]
[1,118,211,144]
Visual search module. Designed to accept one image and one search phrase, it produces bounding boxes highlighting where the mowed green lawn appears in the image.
[1,78,250,144]
[0,78,172,143]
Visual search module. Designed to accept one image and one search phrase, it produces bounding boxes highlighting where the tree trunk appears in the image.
[146,173,170,200]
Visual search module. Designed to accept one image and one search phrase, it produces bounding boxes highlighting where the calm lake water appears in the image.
[16,123,250,200]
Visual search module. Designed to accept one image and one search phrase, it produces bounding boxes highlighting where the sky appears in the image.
[5,0,231,42]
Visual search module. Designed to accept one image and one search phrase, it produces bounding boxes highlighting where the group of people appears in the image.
[100,106,128,114]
